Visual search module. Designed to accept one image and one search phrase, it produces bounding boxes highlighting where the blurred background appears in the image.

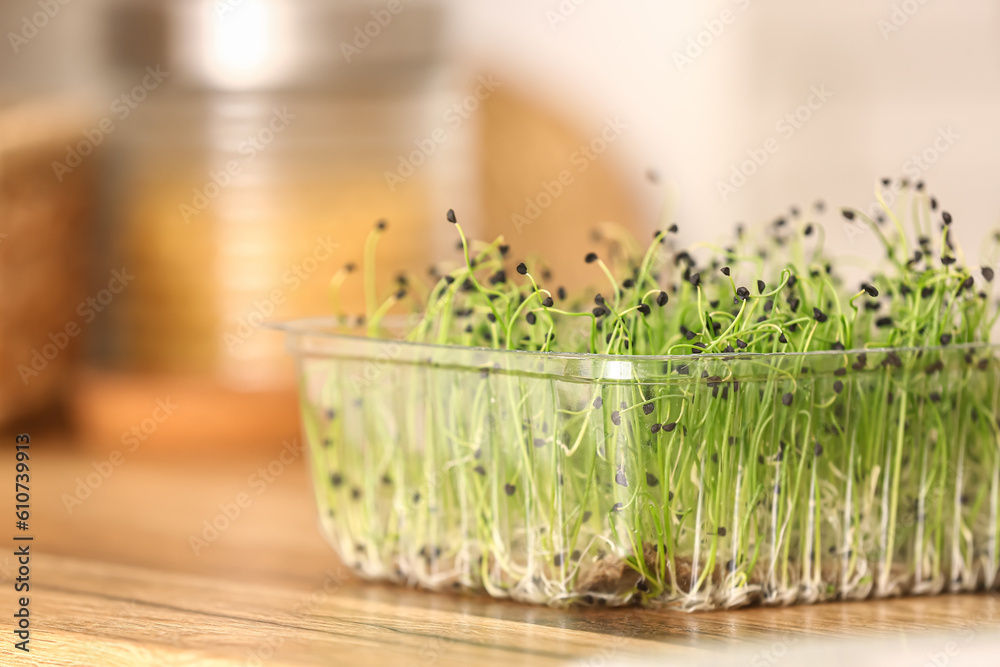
[2,0,999,450]
[4,5,1000,661]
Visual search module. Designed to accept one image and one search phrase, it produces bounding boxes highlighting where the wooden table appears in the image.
[4,432,1000,666]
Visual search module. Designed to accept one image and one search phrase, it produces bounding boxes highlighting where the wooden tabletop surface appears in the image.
[4,431,1000,666]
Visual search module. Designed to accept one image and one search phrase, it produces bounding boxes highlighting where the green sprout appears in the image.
[288,183,1000,610]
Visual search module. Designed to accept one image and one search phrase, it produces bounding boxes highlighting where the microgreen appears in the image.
[298,181,1000,610]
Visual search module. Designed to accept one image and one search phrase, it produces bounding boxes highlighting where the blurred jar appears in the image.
[104,0,479,389]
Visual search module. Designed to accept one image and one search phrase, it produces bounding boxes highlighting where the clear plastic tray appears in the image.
[277,318,1000,610]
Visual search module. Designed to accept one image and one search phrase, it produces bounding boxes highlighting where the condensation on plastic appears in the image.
[276,318,1000,610]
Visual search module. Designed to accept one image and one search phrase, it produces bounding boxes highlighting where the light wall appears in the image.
[4,0,998,265]
[448,0,1000,266]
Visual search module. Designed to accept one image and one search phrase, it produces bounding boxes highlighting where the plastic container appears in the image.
[277,318,1000,610]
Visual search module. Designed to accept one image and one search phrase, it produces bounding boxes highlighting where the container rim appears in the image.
[267,316,998,363]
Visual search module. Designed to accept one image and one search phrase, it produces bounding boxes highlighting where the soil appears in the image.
[574,543,717,601]
[573,542,926,608]
[378,540,949,609]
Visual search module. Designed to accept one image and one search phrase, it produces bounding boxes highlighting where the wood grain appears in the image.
[4,433,1000,666]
